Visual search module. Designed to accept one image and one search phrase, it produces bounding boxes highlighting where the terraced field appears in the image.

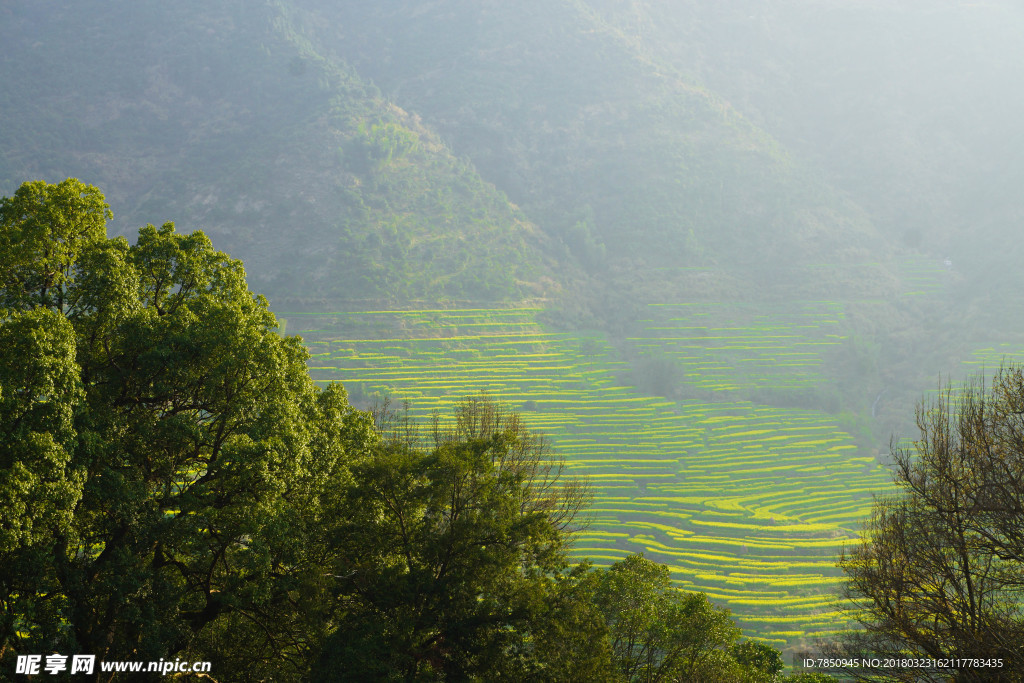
[897,254,952,298]
[281,305,896,651]
[962,345,1024,371]
[626,300,845,394]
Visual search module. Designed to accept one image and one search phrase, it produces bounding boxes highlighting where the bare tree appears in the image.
[834,367,1024,682]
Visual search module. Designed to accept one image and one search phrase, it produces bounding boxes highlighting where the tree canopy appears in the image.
[592,552,784,683]
[0,178,379,675]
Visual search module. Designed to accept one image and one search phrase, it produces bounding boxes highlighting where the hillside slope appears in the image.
[1,0,984,443]
[295,0,899,308]
[568,0,1024,298]
[0,0,565,304]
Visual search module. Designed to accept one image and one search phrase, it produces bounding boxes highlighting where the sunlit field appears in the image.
[282,304,899,650]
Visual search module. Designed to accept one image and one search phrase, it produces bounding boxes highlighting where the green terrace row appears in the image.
[628,301,845,394]
[896,254,952,298]
[962,345,1024,369]
[281,307,894,651]
[910,345,1024,412]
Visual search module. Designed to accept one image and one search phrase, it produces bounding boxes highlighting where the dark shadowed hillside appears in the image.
[0,0,565,304]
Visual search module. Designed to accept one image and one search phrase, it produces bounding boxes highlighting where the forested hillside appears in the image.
[0,0,564,303]
[298,0,896,303]
[2,0,915,311]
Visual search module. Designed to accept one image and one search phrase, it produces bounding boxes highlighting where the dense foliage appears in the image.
[0,178,380,675]
[0,180,807,680]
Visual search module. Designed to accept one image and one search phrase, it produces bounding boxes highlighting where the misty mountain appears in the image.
[1,0,931,310]
[294,0,901,301]
[587,0,1024,293]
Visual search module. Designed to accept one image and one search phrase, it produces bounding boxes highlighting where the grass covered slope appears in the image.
[282,305,895,651]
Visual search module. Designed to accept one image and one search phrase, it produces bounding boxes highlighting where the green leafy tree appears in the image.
[0,309,86,655]
[594,553,780,682]
[731,641,784,681]
[0,309,83,553]
[311,397,595,681]
[527,560,617,682]
[0,179,375,679]
[0,177,111,313]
